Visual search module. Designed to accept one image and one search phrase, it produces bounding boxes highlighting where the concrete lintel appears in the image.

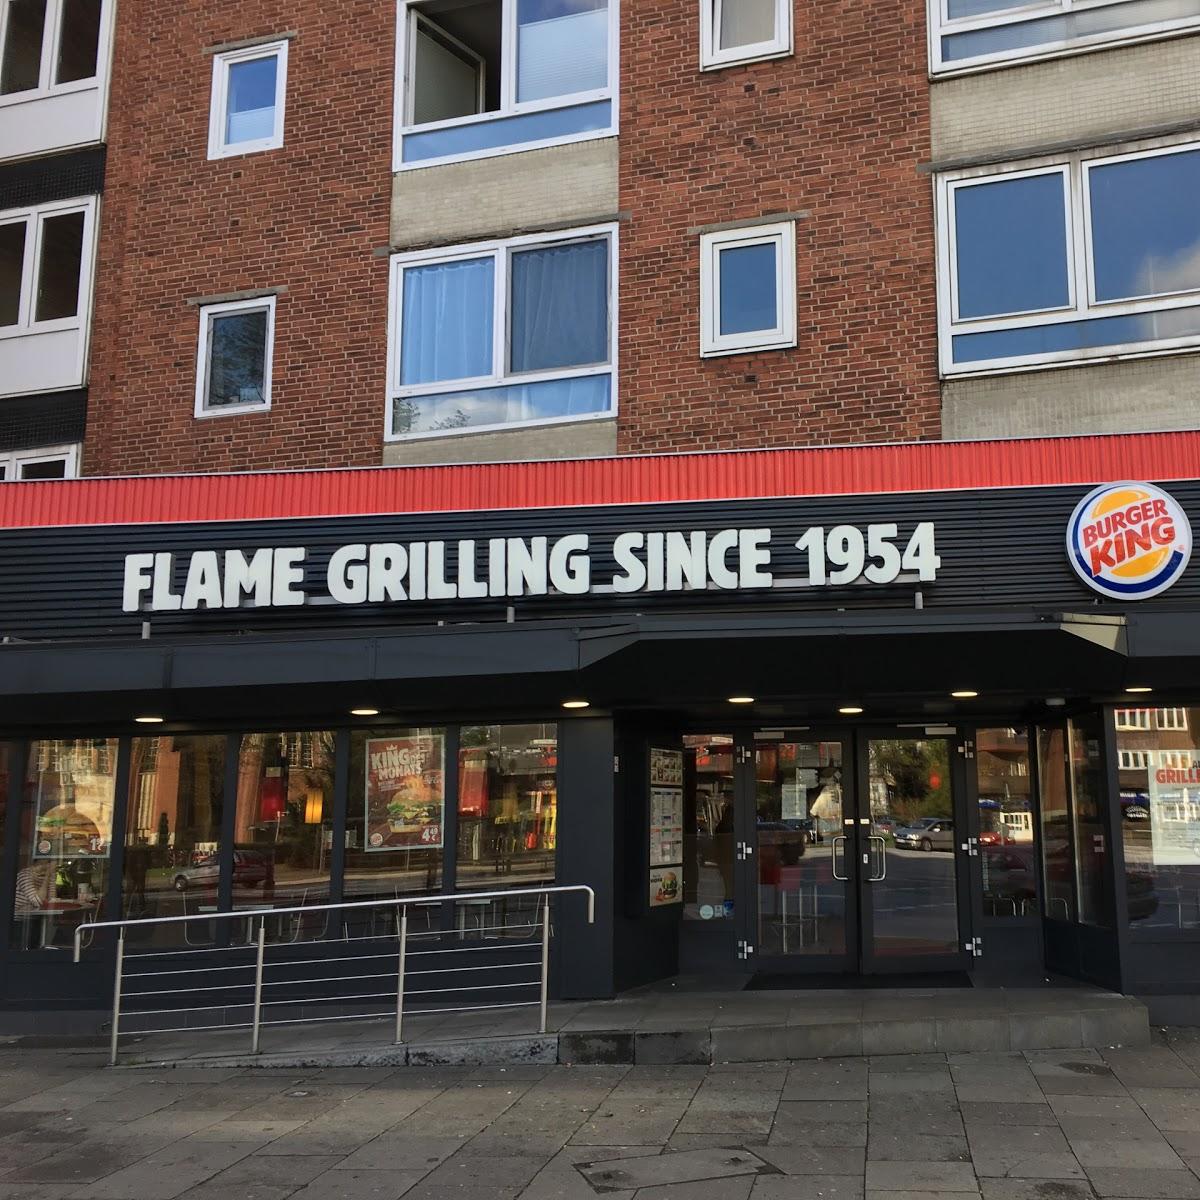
[185,286,288,307]
[203,30,298,55]
[688,210,810,235]
[387,212,629,256]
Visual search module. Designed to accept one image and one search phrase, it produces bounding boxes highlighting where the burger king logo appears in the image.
[1067,482,1191,600]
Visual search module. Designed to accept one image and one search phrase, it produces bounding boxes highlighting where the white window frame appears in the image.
[699,220,796,358]
[1157,707,1189,731]
[936,135,1200,378]
[0,442,79,481]
[1158,749,1193,769]
[0,195,97,339]
[385,222,618,441]
[927,0,1200,76]
[194,295,276,418]
[1115,708,1151,730]
[207,40,289,160]
[392,0,619,172]
[0,0,114,106]
[1118,749,1150,770]
[700,0,793,69]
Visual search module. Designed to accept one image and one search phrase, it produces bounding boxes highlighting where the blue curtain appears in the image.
[401,256,494,386]
[510,239,608,373]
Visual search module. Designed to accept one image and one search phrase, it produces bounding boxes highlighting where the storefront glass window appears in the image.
[1068,714,1113,928]
[11,738,117,950]
[345,727,445,913]
[976,727,1037,918]
[0,743,11,860]
[123,735,225,946]
[457,725,557,893]
[1115,705,1200,930]
[234,732,335,939]
[1037,725,1076,922]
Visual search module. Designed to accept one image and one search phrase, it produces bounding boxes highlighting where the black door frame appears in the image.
[734,725,975,976]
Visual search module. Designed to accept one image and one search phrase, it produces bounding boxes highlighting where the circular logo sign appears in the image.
[1067,482,1191,600]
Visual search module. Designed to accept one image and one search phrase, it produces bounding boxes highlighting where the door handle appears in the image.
[867,835,887,882]
[831,835,848,881]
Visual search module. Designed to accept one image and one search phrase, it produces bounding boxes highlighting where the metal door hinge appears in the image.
[961,837,979,857]
[964,937,982,958]
[957,741,976,759]
[613,755,619,773]
[736,841,755,861]
[737,746,753,764]
[737,939,755,960]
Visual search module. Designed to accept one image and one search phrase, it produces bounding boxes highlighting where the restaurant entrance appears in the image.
[681,729,977,976]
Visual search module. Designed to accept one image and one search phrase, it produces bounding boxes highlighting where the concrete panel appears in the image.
[382,418,617,465]
[391,137,618,248]
[942,356,1200,440]
[931,35,1200,163]
[0,85,105,163]
[0,327,86,398]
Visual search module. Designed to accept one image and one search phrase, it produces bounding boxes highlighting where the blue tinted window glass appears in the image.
[226,56,278,145]
[1090,150,1200,302]
[511,239,608,372]
[718,243,777,336]
[946,0,1031,17]
[952,304,1200,363]
[402,100,610,163]
[943,0,1200,61]
[401,257,494,386]
[394,374,611,435]
[954,174,1069,319]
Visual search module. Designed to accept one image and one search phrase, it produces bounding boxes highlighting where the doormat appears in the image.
[746,971,973,990]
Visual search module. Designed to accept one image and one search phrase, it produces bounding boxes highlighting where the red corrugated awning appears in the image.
[3,431,1200,529]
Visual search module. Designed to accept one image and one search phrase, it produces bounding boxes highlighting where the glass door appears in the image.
[751,736,856,971]
[858,735,974,973]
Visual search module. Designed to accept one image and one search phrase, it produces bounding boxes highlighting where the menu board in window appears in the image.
[649,747,684,906]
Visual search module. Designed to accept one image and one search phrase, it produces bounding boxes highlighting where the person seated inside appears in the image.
[13,860,54,949]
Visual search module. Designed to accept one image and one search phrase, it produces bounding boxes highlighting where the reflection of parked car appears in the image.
[173,850,270,891]
[873,816,897,834]
[894,817,954,851]
[783,818,823,844]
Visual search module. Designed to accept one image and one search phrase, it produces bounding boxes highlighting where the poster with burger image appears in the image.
[365,734,445,851]
[649,866,680,907]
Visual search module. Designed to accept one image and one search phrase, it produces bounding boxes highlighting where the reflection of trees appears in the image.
[870,740,950,824]
[209,312,266,406]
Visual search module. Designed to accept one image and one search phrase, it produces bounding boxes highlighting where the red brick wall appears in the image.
[84,0,394,476]
[617,0,940,454]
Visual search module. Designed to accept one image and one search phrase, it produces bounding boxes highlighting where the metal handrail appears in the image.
[72,884,595,1066]
[72,883,595,960]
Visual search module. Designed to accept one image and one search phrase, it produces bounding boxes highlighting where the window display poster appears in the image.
[649,747,683,787]
[1147,771,1200,866]
[649,866,681,907]
[365,734,445,851]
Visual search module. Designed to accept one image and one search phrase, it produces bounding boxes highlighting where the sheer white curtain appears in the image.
[718,0,777,49]
[400,257,494,386]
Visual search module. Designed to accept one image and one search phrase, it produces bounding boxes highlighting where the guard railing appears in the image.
[73,885,595,1066]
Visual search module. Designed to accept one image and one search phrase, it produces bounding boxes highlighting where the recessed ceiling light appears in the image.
[839,706,864,715]
[134,716,164,725]
[562,700,590,709]
[1124,686,1153,694]
[350,707,380,717]
[951,690,979,699]
[727,696,755,704]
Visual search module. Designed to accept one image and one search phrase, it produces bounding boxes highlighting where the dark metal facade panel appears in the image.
[0,148,105,211]
[0,390,87,453]
[4,430,1200,529]
[0,479,1196,641]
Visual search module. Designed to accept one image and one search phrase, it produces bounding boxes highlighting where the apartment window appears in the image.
[1157,707,1189,730]
[938,140,1200,375]
[207,40,288,159]
[396,0,616,169]
[929,0,1200,73]
[0,0,104,97]
[701,0,792,69]
[0,443,78,480]
[0,198,93,332]
[195,296,275,416]
[700,221,796,357]
[387,225,615,438]
[1118,749,1150,770]
[1116,708,1151,730]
